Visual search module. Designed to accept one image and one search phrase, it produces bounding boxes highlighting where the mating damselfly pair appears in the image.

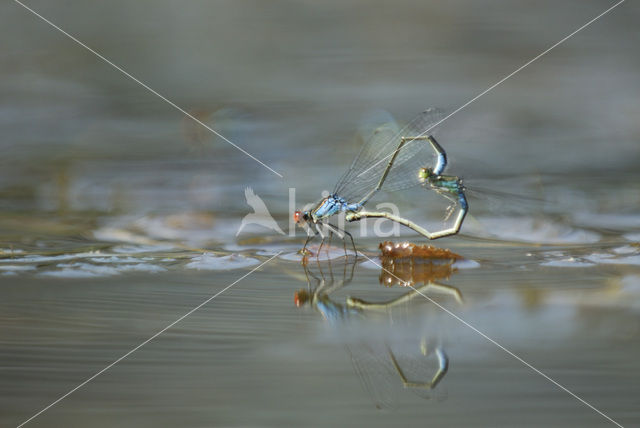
[294,108,468,255]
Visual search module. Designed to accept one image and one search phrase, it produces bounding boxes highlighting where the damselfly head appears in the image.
[294,289,310,307]
[418,167,432,183]
[293,210,310,224]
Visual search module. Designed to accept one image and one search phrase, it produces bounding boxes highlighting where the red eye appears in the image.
[293,210,302,223]
[294,291,301,307]
[294,290,309,307]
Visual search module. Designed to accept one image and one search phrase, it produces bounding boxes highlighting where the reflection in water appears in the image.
[376,240,462,291]
[294,247,463,408]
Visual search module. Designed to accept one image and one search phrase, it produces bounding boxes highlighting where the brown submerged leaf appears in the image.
[378,241,462,260]
[378,241,462,287]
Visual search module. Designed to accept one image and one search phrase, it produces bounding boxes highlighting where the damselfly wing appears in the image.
[333,108,445,204]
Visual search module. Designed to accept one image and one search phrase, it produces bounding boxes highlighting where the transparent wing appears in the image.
[347,343,399,410]
[333,108,445,204]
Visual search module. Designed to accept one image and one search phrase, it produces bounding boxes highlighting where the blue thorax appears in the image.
[315,295,360,322]
[312,194,361,220]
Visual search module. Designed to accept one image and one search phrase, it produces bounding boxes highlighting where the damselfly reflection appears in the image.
[294,109,468,256]
[294,249,463,408]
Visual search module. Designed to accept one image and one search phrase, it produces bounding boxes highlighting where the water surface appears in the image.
[1,1,640,427]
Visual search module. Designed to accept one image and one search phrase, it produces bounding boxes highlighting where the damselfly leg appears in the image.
[317,231,327,260]
[301,222,356,259]
[301,223,321,257]
[325,222,357,258]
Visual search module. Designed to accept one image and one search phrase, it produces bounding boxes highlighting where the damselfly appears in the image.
[294,108,468,254]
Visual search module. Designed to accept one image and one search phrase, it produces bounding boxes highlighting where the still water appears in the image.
[1,0,640,427]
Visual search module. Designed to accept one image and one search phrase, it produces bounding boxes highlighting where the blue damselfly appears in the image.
[294,108,467,254]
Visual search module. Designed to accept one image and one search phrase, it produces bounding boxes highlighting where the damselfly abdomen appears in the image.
[294,108,468,255]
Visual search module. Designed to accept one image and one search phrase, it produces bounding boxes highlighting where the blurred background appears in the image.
[1,1,640,427]
[1,0,639,219]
